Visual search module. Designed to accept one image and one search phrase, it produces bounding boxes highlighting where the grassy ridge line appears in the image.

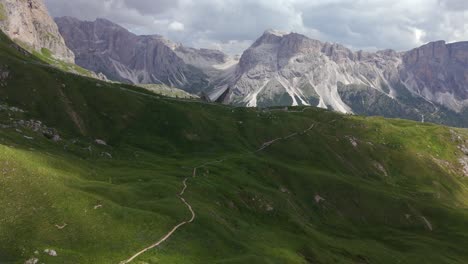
[2,30,468,263]
[7,36,201,104]
[1,86,468,263]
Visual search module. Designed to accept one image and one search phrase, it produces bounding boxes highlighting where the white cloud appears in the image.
[168,21,185,31]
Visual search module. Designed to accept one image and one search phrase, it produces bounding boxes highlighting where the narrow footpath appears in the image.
[120,123,316,263]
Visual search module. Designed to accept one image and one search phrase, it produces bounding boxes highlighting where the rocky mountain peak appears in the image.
[149,35,180,50]
[264,29,289,37]
[400,40,468,109]
[56,17,231,92]
[404,40,449,65]
[240,31,311,70]
[403,40,468,66]
[51,14,468,122]
[250,29,288,48]
[208,30,466,116]
[94,18,132,33]
[253,30,314,48]
[0,0,75,63]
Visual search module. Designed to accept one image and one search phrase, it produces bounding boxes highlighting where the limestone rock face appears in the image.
[55,17,231,93]
[0,0,75,63]
[207,30,402,111]
[402,41,468,111]
[207,30,468,115]
[52,15,468,125]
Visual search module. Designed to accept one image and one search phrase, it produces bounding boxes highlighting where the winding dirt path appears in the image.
[120,122,317,264]
[120,193,196,264]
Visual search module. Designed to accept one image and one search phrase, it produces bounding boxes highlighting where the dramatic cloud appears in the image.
[168,21,185,32]
[45,0,468,55]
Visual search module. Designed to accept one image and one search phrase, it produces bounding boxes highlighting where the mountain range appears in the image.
[1,25,468,264]
[210,30,468,111]
[53,17,468,126]
[2,1,468,263]
[54,16,231,93]
[0,0,467,127]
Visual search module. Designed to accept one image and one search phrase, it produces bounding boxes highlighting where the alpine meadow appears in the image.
[1,0,468,263]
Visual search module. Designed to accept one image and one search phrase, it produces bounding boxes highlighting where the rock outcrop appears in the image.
[205,30,468,125]
[402,41,468,111]
[53,16,468,126]
[207,30,402,111]
[0,0,74,63]
[55,17,233,93]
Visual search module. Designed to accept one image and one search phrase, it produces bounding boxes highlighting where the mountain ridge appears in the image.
[55,16,235,93]
[203,29,468,127]
[0,0,74,63]
[1,28,468,263]
[7,10,460,127]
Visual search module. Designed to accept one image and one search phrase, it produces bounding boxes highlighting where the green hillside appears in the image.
[1,32,468,264]
[137,84,199,99]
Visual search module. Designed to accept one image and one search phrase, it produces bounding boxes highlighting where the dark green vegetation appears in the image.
[1,31,468,264]
[338,82,468,128]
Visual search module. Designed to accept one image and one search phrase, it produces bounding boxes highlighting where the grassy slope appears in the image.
[33,47,97,78]
[137,84,198,99]
[1,32,468,264]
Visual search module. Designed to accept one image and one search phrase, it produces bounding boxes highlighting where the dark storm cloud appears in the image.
[44,0,468,55]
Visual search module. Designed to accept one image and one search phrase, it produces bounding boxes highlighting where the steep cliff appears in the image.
[206,30,468,126]
[0,0,74,63]
[55,17,232,93]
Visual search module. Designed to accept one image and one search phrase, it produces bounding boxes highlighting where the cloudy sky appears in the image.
[45,0,468,55]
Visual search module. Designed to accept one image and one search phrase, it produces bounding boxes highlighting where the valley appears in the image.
[0,1,468,263]
[0,30,468,263]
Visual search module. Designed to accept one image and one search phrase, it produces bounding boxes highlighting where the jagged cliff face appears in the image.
[208,30,468,116]
[0,0,74,63]
[175,47,227,71]
[402,41,468,112]
[208,30,402,111]
[55,17,232,93]
[52,15,468,126]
